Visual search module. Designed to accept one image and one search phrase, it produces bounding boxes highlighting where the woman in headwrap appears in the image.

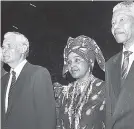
[54,35,105,129]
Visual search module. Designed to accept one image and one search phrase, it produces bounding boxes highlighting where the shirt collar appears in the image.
[10,59,27,79]
[123,43,134,53]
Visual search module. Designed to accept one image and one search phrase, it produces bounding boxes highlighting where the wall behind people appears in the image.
[1,1,122,84]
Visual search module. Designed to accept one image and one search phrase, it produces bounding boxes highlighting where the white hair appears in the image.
[113,1,134,18]
[4,31,29,57]
[4,31,29,46]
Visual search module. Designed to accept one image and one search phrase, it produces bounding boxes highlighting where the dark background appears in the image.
[1,1,122,84]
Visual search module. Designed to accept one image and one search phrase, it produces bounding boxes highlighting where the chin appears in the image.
[3,60,9,64]
[115,38,126,44]
[3,58,11,64]
[71,75,78,79]
[71,74,79,79]
[116,41,123,44]
[115,35,127,44]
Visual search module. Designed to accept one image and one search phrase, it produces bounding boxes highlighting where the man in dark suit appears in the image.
[106,1,134,129]
[1,32,56,129]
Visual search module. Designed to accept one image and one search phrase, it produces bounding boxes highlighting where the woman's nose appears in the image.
[70,62,75,68]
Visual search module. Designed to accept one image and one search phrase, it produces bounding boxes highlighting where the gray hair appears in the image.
[4,31,29,58]
[113,1,134,18]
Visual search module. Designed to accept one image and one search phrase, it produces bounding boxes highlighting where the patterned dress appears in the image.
[54,75,105,129]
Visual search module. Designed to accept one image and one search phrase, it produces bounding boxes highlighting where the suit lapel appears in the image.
[111,52,122,99]
[128,61,134,78]
[3,73,10,98]
[112,61,134,123]
[1,73,10,119]
[123,61,134,86]
[6,62,30,117]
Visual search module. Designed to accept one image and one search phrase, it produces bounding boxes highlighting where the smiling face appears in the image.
[67,52,90,79]
[111,12,134,45]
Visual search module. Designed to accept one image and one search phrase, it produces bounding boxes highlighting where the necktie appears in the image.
[121,51,132,79]
[8,70,16,107]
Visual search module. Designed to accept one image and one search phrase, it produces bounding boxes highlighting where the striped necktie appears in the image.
[8,70,16,107]
[121,51,133,80]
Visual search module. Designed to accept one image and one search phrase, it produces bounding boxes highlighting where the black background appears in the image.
[1,1,122,84]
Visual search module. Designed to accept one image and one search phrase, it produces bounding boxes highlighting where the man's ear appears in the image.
[18,44,27,54]
[22,44,28,54]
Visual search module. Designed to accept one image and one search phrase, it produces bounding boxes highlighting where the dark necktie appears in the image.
[121,51,133,80]
[8,70,16,107]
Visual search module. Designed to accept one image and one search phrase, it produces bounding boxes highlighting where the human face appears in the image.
[111,13,134,44]
[67,52,90,79]
[2,36,22,66]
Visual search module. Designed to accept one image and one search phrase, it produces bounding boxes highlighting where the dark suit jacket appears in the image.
[1,62,56,129]
[106,51,134,129]
[1,68,7,77]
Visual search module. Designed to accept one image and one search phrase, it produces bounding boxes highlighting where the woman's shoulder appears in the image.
[53,82,73,98]
[88,76,105,103]
[92,76,105,87]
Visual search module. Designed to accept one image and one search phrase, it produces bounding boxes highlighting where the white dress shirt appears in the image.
[121,44,134,76]
[5,59,27,112]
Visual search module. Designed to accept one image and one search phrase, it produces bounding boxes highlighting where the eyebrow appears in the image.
[68,56,83,61]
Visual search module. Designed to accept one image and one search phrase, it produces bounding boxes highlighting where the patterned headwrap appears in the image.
[63,35,105,76]
[113,1,134,18]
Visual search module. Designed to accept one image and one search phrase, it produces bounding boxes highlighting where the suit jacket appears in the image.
[1,67,7,77]
[1,62,56,129]
[106,51,134,129]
